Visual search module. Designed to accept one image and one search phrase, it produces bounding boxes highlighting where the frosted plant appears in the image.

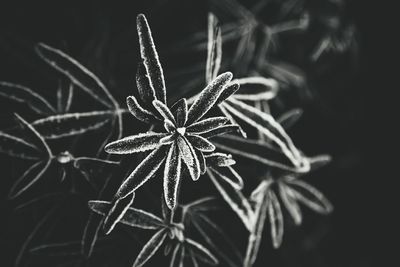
[88,199,218,267]
[0,114,118,199]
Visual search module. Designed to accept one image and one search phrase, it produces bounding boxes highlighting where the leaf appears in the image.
[8,160,53,199]
[194,148,206,175]
[185,238,218,266]
[88,200,165,229]
[277,108,303,130]
[0,81,56,115]
[191,213,243,267]
[31,111,113,139]
[209,166,243,190]
[232,77,278,101]
[35,43,116,108]
[152,100,176,124]
[212,134,302,172]
[127,96,159,123]
[115,145,168,199]
[73,157,119,188]
[187,72,233,125]
[279,183,302,225]
[308,154,332,171]
[184,197,222,213]
[205,153,235,167]
[136,62,157,107]
[177,136,200,181]
[30,240,85,257]
[218,104,247,137]
[223,99,303,167]
[0,132,41,160]
[286,179,333,214]
[57,79,74,113]
[102,193,136,234]
[163,144,182,210]
[173,98,188,127]
[186,135,215,152]
[215,83,240,105]
[169,244,184,267]
[206,13,222,83]
[186,117,229,134]
[132,228,168,267]
[200,124,240,138]
[137,14,167,104]
[105,132,167,154]
[268,190,284,249]
[14,113,52,157]
[207,169,254,231]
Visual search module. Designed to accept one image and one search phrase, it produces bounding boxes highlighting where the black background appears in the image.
[0,0,394,266]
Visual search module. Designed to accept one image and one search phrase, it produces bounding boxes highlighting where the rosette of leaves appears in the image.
[88,200,218,267]
[0,114,118,199]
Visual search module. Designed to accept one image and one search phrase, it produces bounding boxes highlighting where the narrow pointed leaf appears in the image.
[308,154,332,171]
[209,166,243,190]
[194,148,206,174]
[268,190,284,248]
[133,228,168,267]
[115,146,168,199]
[206,13,222,83]
[137,14,167,103]
[105,132,167,154]
[205,153,235,167]
[57,80,74,112]
[136,62,157,106]
[186,135,215,152]
[32,111,113,139]
[0,82,56,115]
[153,100,176,124]
[102,193,136,234]
[177,136,200,181]
[8,160,53,199]
[215,83,240,105]
[187,72,233,124]
[163,144,182,210]
[201,124,240,138]
[207,169,254,231]
[173,99,188,127]
[88,200,165,229]
[286,180,333,214]
[279,183,302,225]
[169,244,184,267]
[232,77,278,101]
[127,96,159,123]
[277,108,303,130]
[0,132,41,160]
[35,43,116,108]
[186,117,229,134]
[185,238,218,265]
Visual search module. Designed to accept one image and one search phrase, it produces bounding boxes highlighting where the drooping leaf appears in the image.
[137,14,167,104]
[35,43,116,108]
[163,143,182,210]
[105,132,168,154]
[185,238,218,266]
[0,132,41,160]
[31,111,113,139]
[115,145,168,199]
[102,193,136,234]
[88,200,165,229]
[268,190,284,249]
[169,244,185,267]
[187,72,233,125]
[132,228,168,267]
[207,169,254,231]
[8,160,54,199]
[0,81,56,115]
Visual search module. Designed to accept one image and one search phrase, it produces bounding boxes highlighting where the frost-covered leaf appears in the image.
[152,100,176,124]
[215,83,240,105]
[133,228,168,267]
[200,125,240,138]
[0,82,56,115]
[277,108,303,130]
[232,77,278,101]
[173,99,188,127]
[194,148,206,174]
[206,13,222,83]
[137,14,166,104]
[186,135,215,152]
[136,62,157,107]
[268,190,284,249]
[286,179,333,214]
[163,144,182,210]
[191,213,243,267]
[177,136,200,181]
[105,132,167,154]
[209,166,243,190]
[0,132,41,160]
[185,238,218,266]
[8,160,54,199]
[127,96,159,123]
[102,193,136,234]
[35,43,116,108]
[31,111,113,139]
[88,200,165,229]
[115,146,168,199]
[187,72,233,125]
[205,153,235,167]
[186,117,229,135]
[207,169,253,231]
[279,183,302,225]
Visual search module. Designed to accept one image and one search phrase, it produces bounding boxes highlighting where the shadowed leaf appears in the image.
[133,228,168,267]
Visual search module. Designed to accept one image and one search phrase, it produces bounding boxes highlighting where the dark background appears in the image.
[0,0,394,266]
